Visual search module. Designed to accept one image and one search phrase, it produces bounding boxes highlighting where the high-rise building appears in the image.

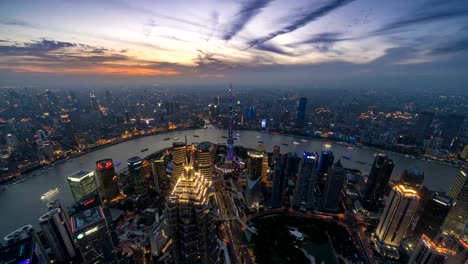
[246,147,264,208]
[441,169,468,240]
[413,112,434,145]
[296,97,307,127]
[293,152,318,210]
[401,166,425,189]
[318,150,334,176]
[1,225,49,264]
[167,159,219,264]
[376,185,420,247]
[71,206,118,263]
[412,192,454,240]
[227,87,235,161]
[39,208,77,262]
[127,156,149,204]
[271,159,284,208]
[272,145,281,165]
[363,153,394,212]
[68,169,98,202]
[321,160,346,212]
[152,152,167,194]
[441,114,464,149]
[196,142,213,181]
[95,159,119,202]
[408,234,456,264]
[172,142,186,180]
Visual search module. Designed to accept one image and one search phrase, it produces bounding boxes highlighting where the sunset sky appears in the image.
[1,0,467,88]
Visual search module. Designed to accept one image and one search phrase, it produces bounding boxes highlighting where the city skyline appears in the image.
[1,0,468,88]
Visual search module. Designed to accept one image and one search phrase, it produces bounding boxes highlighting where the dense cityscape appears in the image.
[1,0,468,263]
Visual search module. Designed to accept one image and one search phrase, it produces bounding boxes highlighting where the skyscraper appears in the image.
[246,147,264,208]
[227,86,235,161]
[441,169,468,240]
[408,234,456,264]
[95,159,119,202]
[376,185,419,247]
[413,112,434,145]
[39,208,77,262]
[412,192,454,240]
[441,114,464,149]
[172,142,186,180]
[363,153,394,212]
[71,206,118,263]
[293,152,318,210]
[2,225,50,264]
[67,169,98,202]
[152,152,167,194]
[318,150,334,176]
[271,159,284,208]
[127,156,149,205]
[196,142,213,181]
[296,97,307,127]
[272,145,280,165]
[401,166,425,189]
[167,159,219,264]
[321,160,346,212]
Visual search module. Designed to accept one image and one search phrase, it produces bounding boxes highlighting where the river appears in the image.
[0,125,460,239]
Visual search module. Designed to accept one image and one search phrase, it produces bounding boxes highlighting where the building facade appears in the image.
[442,169,468,240]
[67,169,97,202]
[95,159,120,202]
[363,153,394,212]
[321,160,346,212]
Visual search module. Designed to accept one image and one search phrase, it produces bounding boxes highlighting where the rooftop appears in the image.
[71,206,105,232]
[68,169,94,181]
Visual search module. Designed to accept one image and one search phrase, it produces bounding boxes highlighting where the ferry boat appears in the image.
[164,138,170,141]
[293,141,300,145]
[301,139,307,142]
[256,136,261,139]
[258,141,264,144]
[141,148,149,152]
[173,137,179,140]
[40,188,59,200]
[193,135,199,137]
[221,136,228,138]
[282,143,288,146]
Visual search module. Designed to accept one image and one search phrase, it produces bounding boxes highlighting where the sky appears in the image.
[0,0,467,89]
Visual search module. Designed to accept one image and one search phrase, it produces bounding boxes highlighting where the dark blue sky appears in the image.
[0,0,467,89]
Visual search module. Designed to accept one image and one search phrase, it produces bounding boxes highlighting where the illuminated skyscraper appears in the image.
[167,159,219,264]
[71,206,118,263]
[127,156,149,204]
[227,86,235,161]
[408,234,456,264]
[196,142,213,181]
[321,160,346,212]
[293,152,318,210]
[246,147,264,208]
[441,169,468,240]
[39,209,77,262]
[363,153,394,212]
[172,142,186,180]
[152,152,167,194]
[2,225,49,264]
[95,159,119,202]
[67,169,98,202]
[296,97,307,128]
[376,185,420,247]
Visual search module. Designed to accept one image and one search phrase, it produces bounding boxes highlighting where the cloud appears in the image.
[246,0,355,49]
[254,43,291,56]
[0,39,76,55]
[223,0,274,41]
[205,11,219,42]
[1,19,37,28]
[430,37,468,55]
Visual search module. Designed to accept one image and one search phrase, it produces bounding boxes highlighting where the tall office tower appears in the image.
[2,225,50,263]
[172,142,186,180]
[318,150,334,176]
[408,234,456,264]
[321,160,346,212]
[296,97,307,127]
[401,166,425,189]
[68,169,98,202]
[196,142,213,181]
[71,206,118,263]
[441,169,468,240]
[152,152,167,194]
[293,152,318,209]
[272,145,281,165]
[246,148,264,208]
[449,238,468,264]
[95,159,119,202]
[39,209,76,262]
[284,152,301,177]
[127,156,150,204]
[253,144,269,184]
[363,153,394,212]
[413,112,434,145]
[441,114,464,149]
[167,159,219,264]
[226,86,235,161]
[271,158,284,208]
[412,193,454,240]
[376,185,420,247]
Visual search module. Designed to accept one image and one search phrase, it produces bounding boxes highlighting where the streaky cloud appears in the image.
[254,43,291,56]
[246,0,355,49]
[223,0,274,41]
[430,37,468,55]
